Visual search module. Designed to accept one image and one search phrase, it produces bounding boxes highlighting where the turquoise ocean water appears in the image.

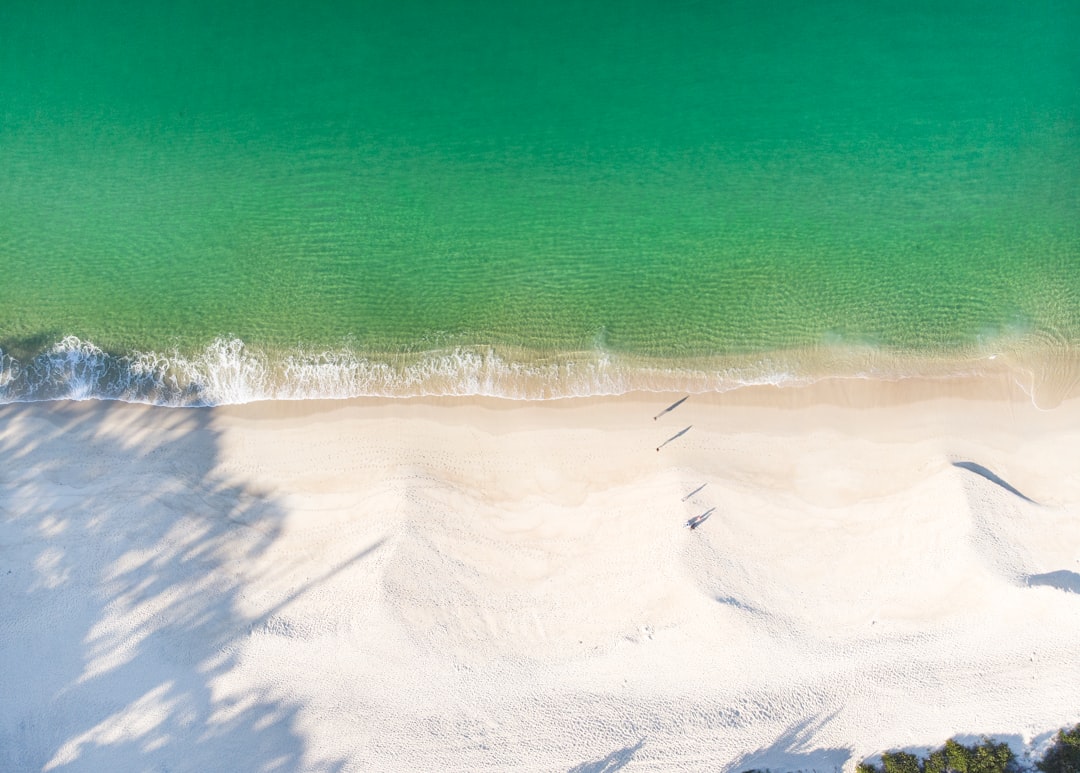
[1,1,1077,403]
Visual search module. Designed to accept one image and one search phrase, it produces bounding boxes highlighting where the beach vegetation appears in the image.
[858,738,1018,773]
[925,739,1016,773]
[884,751,923,773]
[1037,724,1080,773]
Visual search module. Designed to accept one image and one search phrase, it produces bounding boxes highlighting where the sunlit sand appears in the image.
[2,376,1078,770]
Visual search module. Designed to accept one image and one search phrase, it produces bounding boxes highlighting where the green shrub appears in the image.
[860,727,1080,773]
[882,751,923,773]
[921,738,1016,773]
[1038,725,1080,773]
[862,737,1017,773]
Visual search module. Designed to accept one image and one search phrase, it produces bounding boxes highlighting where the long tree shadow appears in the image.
[569,738,646,772]
[0,400,347,772]
[728,714,849,773]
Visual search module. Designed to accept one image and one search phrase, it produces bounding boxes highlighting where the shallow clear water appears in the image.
[1,0,1077,402]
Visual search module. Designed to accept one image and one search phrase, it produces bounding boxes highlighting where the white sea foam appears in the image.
[0,337,608,405]
[0,335,1075,406]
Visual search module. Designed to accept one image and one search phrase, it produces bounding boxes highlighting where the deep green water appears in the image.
[1,1,1077,401]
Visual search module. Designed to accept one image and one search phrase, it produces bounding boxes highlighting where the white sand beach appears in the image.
[2,376,1079,771]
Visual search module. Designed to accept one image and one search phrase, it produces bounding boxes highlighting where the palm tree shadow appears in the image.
[728,713,849,773]
[569,738,646,773]
[0,401,347,772]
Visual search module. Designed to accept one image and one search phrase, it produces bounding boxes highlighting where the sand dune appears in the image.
[1,378,1078,771]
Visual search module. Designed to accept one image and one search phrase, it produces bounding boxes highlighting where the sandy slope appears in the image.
[1,377,1079,771]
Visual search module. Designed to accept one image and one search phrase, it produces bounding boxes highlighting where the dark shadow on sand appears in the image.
[716,595,765,615]
[728,714,849,773]
[951,461,1038,504]
[657,425,692,452]
[653,395,688,421]
[569,738,646,773]
[0,401,348,772]
[1025,570,1080,594]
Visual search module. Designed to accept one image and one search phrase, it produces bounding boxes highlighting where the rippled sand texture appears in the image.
[3,381,1079,770]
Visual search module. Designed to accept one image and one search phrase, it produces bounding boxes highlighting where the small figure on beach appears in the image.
[685,507,714,530]
[682,483,707,501]
[656,425,692,452]
[653,395,689,421]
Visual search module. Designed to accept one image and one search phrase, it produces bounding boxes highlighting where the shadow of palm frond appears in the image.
[0,401,347,772]
[727,712,849,773]
[569,738,646,773]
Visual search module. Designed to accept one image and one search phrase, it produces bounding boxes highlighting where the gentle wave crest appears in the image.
[0,336,808,405]
[0,337,628,405]
[1,335,1077,406]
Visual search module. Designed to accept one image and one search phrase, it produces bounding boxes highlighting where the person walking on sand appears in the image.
[685,507,714,530]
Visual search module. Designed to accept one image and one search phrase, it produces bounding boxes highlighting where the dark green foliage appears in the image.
[860,727,1080,773]
[1038,725,1080,773]
[883,751,924,773]
[862,737,1017,773]
[923,738,1016,773]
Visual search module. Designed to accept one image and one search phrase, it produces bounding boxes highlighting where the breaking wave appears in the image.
[0,335,1076,407]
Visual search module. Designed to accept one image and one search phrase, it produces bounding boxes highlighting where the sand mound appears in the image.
[2,385,1079,771]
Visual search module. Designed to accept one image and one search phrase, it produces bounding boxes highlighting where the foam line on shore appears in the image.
[1,334,1078,407]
